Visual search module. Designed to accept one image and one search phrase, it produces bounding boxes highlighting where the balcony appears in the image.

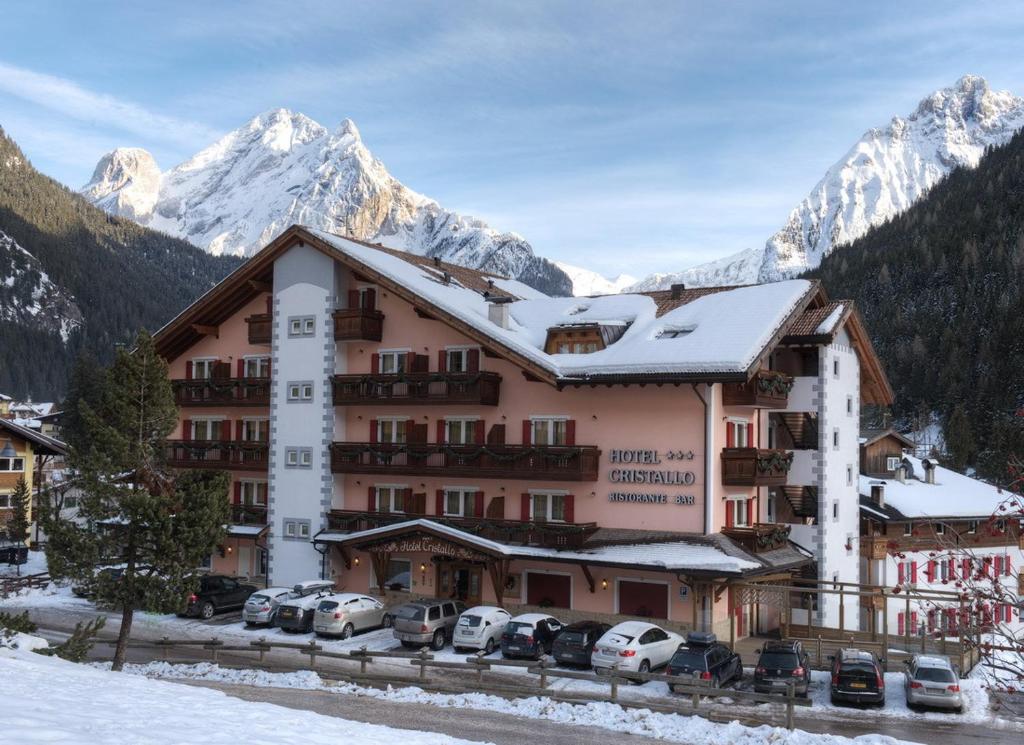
[330,442,601,481]
[861,535,890,560]
[333,307,384,342]
[722,523,792,554]
[721,447,793,486]
[722,370,794,408]
[166,440,268,471]
[172,378,270,407]
[229,504,268,526]
[327,509,598,549]
[246,313,272,345]
[332,371,501,406]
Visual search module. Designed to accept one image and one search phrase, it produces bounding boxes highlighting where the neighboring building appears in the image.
[859,433,1023,636]
[0,418,67,546]
[150,225,892,637]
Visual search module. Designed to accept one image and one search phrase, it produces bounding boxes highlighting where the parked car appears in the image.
[666,631,742,689]
[829,648,886,707]
[392,600,467,650]
[242,580,334,627]
[591,621,684,676]
[500,613,564,659]
[551,620,612,667]
[903,654,962,712]
[276,584,337,633]
[313,593,390,638]
[180,575,258,620]
[453,606,511,654]
[753,639,811,697]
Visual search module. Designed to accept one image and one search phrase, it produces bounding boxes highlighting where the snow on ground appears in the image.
[0,630,49,651]
[0,548,48,577]
[108,660,914,745]
[0,647,484,745]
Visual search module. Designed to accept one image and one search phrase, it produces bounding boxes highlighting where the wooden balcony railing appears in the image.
[229,504,269,526]
[166,440,268,471]
[333,307,384,342]
[330,442,601,481]
[722,522,792,553]
[722,370,794,408]
[721,447,793,486]
[172,378,270,407]
[327,509,598,549]
[332,371,500,406]
[246,313,272,345]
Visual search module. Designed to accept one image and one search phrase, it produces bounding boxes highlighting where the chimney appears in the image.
[487,296,512,329]
[896,463,906,484]
[670,283,685,300]
[871,483,885,508]
[923,459,937,484]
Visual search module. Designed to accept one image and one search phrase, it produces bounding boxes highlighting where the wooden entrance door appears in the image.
[438,562,483,606]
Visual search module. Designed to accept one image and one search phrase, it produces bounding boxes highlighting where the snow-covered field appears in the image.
[0,548,47,577]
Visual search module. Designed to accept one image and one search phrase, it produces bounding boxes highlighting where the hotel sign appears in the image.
[608,448,697,506]
[366,535,489,561]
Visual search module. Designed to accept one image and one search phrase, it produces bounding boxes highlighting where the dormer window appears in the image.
[544,322,626,354]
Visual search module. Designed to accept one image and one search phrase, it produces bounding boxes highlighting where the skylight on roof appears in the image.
[656,324,697,339]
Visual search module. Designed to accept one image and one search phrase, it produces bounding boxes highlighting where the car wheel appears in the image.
[381,614,392,628]
[341,623,354,640]
[639,660,651,673]
[484,637,495,654]
[431,629,445,651]
[200,602,215,620]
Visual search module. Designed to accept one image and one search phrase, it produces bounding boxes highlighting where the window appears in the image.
[377,418,407,443]
[935,522,945,536]
[240,418,268,442]
[288,315,316,337]
[994,519,1007,533]
[727,496,751,527]
[445,418,479,444]
[886,456,901,471]
[284,447,313,468]
[832,500,840,522]
[191,358,216,379]
[939,560,950,582]
[557,341,598,353]
[239,481,268,507]
[531,417,568,446]
[378,351,408,374]
[846,465,853,486]
[287,381,315,402]
[199,554,212,570]
[726,419,751,448]
[833,358,840,378]
[443,488,478,517]
[846,395,853,415]
[380,558,411,591]
[243,356,270,378]
[903,522,913,537]
[832,428,840,450]
[445,348,469,372]
[967,520,978,534]
[191,419,222,441]
[766,493,776,523]
[0,493,9,508]
[375,486,407,513]
[64,495,79,509]
[0,457,25,472]
[356,286,377,310]
[531,492,566,522]
[282,519,311,540]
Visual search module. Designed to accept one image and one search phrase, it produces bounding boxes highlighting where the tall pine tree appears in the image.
[5,476,31,575]
[44,330,229,671]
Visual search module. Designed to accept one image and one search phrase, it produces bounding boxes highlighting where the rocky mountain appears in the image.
[624,247,761,292]
[82,110,572,296]
[0,128,240,399]
[554,261,636,296]
[632,75,1024,290]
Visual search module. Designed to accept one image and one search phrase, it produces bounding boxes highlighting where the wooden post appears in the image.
[161,636,169,661]
[609,675,618,702]
[359,646,368,674]
[419,648,429,682]
[816,635,822,668]
[785,680,795,730]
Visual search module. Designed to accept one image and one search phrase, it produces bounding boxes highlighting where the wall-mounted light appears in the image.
[226,545,233,554]
[353,557,360,567]
[592,414,598,420]
[420,563,427,573]
[601,579,608,590]
[0,440,16,458]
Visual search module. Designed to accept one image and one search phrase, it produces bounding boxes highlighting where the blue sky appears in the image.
[2,1,1023,278]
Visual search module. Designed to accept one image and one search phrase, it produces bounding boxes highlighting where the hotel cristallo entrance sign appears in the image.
[365,534,490,562]
[607,448,698,506]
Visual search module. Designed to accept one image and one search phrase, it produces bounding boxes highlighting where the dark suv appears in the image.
[754,640,811,696]
[830,648,886,707]
[665,631,742,690]
[551,621,611,667]
[179,575,258,619]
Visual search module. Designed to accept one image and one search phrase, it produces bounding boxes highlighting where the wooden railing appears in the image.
[246,313,272,345]
[165,440,269,471]
[326,509,598,549]
[721,448,793,486]
[333,307,384,342]
[332,372,501,406]
[171,378,270,407]
[329,442,600,481]
[722,370,794,408]
[722,523,792,553]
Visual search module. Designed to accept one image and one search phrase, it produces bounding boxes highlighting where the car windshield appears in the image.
[248,594,271,604]
[840,661,877,674]
[759,652,798,668]
[459,615,482,627]
[317,600,339,612]
[670,650,707,669]
[915,667,956,683]
[394,606,425,621]
[558,630,587,644]
[506,622,534,635]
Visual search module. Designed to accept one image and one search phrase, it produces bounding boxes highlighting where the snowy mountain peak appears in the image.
[336,117,361,140]
[554,261,637,296]
[80,147,161,221]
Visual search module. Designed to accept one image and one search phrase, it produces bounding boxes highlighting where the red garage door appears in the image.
[526,572,571,609]
[618,581,668,619]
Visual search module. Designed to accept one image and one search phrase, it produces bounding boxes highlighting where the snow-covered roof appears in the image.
[814,303,845,334]
[311,230,813,380]
[225,525,267,537]
[858,455,1012,519]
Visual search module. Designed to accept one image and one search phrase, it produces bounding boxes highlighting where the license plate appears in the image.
[850,682,867,689]
[459,630,472,636]
[926,688,944,694]
[507,645,521,652]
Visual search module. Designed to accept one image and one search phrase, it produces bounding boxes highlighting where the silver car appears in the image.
[313,593,390,638]
[904,654,963,712]
[392,600,467,650]
[242,580,334,627]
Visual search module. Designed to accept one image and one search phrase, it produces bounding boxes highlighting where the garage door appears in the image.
[526,572,571,609]
[618,580,668,619]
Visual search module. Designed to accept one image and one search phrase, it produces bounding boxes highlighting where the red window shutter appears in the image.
[565,419,576,446]
[266,358,272,379]
[474,420,485,444]
[369,419,378,443]
[182,419,192,441]
[897,612,905,637]
[564,494,575,523]
[726,422,735,447]
[910,561,918,584]
[947,558,954,581]
[371,353,380,374]
[436,419,446,444]
[438,350,447,372]
[1005,555,1012,576]
[927,610,935,632]
[983,557,992,577]
[265,294,273,314]
[926,560,935,582]
[520,493,531,521]
[746,498,755,527]
[235,420,244,441]
[185,361,193,379]
[365,288,376,310]
[368,486,377,512]
[474,491,484,517]
[897,562,905,585]
[995,556,1003,576]
[348,289,359,309]
[436,489,445,515]
[962,558,971,578]
[233,481,242,505]
[467,348,480,373]
[522,420,532,445]
[725,500,735,529]
[237,359,245,378]
[910,611,918,633]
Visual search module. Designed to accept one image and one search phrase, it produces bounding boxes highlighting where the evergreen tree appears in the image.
[944,405,974,472]
[6,476,31,575]
[43,330,229,671]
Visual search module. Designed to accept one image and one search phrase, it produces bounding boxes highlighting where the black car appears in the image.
[179,574,258,620]
[665,632,742,690]
[500,614,563,659]
[830,648,886,707]
[754,640,811,696]
[551,621,611,667]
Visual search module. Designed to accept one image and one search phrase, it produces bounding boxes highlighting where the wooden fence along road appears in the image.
[0,572,49,596]
[95,636,811,730]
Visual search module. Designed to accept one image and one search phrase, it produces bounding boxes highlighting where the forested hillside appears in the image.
[0,128,241,400]
[811,128,1024,482]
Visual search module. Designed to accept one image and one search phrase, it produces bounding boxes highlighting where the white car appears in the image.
[453,606,511,654]
[591,621,684,675]
[242,580,334,626]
